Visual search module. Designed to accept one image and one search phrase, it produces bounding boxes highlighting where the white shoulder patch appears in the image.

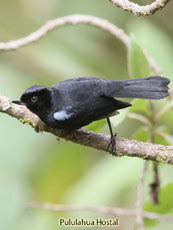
[54,111,73,121]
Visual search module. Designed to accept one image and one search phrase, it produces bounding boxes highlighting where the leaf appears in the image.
[132,127,149,142]
[154,126,173,145]
[128,112,152,128]
[144,183,173,227]
[155,100,173,121]
[127,19,172,76]
[144,218,158,228]
[110,108,128,127]
[85,119,106,132]
[154,133,169,146]
[65,157,143,206]
[128,34,151,78]
[128,98,148,114]
[160,183,173,207]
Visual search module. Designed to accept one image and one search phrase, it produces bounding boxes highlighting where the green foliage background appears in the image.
[0,0,173,229]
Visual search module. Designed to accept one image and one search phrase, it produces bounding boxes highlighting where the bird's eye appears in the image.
[30,96,38,103]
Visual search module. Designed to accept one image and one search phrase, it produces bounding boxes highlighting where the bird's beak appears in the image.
[12,100,26,106]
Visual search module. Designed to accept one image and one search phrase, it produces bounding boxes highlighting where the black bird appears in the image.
[13,76,170,153]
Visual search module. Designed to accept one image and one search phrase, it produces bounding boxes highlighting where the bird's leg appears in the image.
[106,118,117,155]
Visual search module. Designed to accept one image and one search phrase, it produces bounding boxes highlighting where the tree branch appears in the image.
[136,161,148,230]
[1,94,173,164]
[0,15,129,50]
[0,14,162,74]
[109,0,170,16]
[26,202,173,221]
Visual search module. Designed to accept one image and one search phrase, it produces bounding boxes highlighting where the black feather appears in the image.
[104,76,170,99]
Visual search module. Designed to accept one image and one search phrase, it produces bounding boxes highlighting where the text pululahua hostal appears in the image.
[59,218,119,226]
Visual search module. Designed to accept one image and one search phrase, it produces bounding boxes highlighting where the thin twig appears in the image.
[0,14,161,74]
[155,100,173,121]
[154,130,173,145]
[26,202,173,221]
[128,113,152,129]
[0,15,129,50]
[136,161,148,230]
[148,102,161,205]
[109,0,170,16]
[26,202,136,216]
[150,162,160,204]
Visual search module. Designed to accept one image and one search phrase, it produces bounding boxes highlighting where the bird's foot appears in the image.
[107,132,117,155]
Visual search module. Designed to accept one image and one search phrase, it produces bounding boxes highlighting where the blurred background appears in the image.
[0,0,173,229]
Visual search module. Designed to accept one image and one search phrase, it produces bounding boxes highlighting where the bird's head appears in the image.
[12,85,52,116]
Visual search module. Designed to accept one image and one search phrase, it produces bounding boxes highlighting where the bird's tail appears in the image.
[106,76,170,100]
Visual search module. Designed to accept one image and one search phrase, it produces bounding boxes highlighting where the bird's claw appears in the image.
[107,132,117,155]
